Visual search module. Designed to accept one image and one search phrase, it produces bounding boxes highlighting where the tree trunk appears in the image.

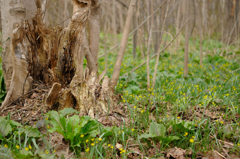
[1,0,116,118]
[1,0,36,92]
[111,0,137,89]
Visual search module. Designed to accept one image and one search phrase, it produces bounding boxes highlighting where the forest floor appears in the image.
[0,34,240,159]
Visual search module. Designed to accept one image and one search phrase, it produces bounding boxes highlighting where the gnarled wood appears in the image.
[1,0,115,118]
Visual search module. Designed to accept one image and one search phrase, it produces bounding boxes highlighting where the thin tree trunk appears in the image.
[133,10,137,58]
[112,0,117,53]
[146,29,152,89]
[200,24,203,66]
[111,0,137,89]
[175,0,181,54]
[199,1,203,66]
[152,0,170,88]
[184,0,190,77]
[0,1,2,32]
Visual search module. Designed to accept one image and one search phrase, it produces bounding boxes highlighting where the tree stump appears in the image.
[1,0,116,118]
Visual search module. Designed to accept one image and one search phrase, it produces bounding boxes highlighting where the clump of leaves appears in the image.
[139,122,179,147]
[0,147,56,159]
[45,108,100,149]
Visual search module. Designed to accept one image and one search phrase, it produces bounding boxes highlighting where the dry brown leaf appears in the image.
[115,143,123,150]
[166,147,186,159]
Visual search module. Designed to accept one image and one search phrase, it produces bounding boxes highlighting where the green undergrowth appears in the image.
[0,32,239,158]
[97,33,240,157]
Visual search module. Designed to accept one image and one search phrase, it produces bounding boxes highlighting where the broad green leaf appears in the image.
[20,126,41,138]
[66,132,75,141]
[89,129,99,137]
[80,120,99,134]
[60,108,79,116]
[139,134,154,139]
[102,127,120,137]
[67,115,80,136]
[0,119,12,136]
[46,111,65,134]
[79,116,91,128]
[13,149,34,159]
[9,120,22,127]
[162,136,180,144]
[0,147,12,158]
[149,122,166,137]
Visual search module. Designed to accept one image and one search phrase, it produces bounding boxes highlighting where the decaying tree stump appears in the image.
[1,0,115,118]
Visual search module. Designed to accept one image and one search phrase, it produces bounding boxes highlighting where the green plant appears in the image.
[0,64,6,103]
[45,109,101,155]
[139,122,180,147]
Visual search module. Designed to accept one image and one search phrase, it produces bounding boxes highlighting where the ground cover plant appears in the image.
[0,32,239,158]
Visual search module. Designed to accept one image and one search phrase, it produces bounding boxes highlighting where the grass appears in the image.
[0,32,240,158]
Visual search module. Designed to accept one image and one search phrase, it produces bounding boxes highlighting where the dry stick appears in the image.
[111,0,137,88]
[146,28,153,89]
[98,1,167,59]
[116,0,128,9]
[152,0,170,88]
[120,19,190,78]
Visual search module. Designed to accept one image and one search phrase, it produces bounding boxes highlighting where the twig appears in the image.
[214,150,226,159]
[120,18,190,78]
[116,0,128,9]
[0,90,35,112]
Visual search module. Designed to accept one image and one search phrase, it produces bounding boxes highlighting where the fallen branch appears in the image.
[120,18,190,78]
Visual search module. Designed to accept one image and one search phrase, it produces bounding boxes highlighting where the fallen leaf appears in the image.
[166,147,186,159]
[115,143,123,150]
